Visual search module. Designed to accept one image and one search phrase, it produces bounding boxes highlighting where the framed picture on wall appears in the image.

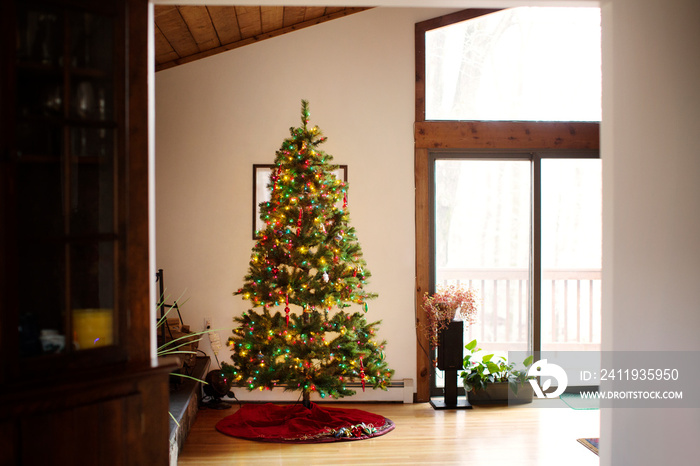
[253,164,348,238]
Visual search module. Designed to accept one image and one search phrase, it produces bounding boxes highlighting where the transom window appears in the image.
[425,7,601,121]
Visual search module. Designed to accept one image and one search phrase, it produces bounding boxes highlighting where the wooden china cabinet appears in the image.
[0,0,172,464]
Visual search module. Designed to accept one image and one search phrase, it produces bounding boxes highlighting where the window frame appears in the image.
[414,9,600,402]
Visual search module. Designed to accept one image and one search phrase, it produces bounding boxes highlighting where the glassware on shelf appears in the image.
[39,329,66,353]
[71,127,88,157]
[74,81,95,119]
[71,127,113,159]
[43,83,63,116]
[35,12,59,65]
[97,87,106,120]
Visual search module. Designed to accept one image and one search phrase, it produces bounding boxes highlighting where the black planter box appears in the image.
[431,320,471,409]
[437,320,463,370]
[467,382,534,405]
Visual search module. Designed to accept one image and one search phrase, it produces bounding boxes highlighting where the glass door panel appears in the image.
[541,159,602,351]
[435,159,531,355]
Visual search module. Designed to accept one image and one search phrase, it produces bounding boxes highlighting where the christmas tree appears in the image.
[225,101,394,407]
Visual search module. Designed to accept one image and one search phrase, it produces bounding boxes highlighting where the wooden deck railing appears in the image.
[436,267,601,352]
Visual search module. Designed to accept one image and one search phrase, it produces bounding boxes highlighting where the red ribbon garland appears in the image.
[297,208,303,236]
[285,295,290,327]
[272,168,279,192]
[360,356,366,392]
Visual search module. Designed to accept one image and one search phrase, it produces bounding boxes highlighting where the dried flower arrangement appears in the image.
[420,284,478,350]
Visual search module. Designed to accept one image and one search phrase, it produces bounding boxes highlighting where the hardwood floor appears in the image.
[177,400,599,465]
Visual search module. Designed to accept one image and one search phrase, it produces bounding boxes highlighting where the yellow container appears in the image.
[73,308,114,350]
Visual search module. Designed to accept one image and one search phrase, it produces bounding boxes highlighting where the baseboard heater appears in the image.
[344,379,408,389]
[227,378,414,404]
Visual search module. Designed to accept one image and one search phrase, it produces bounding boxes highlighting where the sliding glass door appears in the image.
[431,153,600,392]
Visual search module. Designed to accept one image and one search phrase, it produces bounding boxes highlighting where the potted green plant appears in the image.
[460,339,534,404]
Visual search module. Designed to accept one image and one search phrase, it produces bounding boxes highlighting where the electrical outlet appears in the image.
[204,316,212,330]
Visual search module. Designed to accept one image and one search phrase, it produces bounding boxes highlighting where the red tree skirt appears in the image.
[215,402,395,443]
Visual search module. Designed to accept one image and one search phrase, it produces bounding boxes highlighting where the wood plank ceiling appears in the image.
[154,6,371,71]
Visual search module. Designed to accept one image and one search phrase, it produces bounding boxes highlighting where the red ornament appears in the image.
[272,166,282,192]
[297,209,303,235]
[285,295,290,327]
[359,356,366,392]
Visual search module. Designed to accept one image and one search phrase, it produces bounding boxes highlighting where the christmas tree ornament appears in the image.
[359,356,366,392]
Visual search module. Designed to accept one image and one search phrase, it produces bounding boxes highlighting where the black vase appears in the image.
[431,320,472,409]
[437,320,463,370]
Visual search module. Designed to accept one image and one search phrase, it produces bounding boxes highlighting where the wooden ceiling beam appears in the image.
[324,7,345,15]
[178,6,220,52]
[154,25,179,65]
[304,7,326,22]
[261,6,284,34]
[283,7,306,28]
[236,5,263,39]
[154,5,199,58]
[208,6,242,45]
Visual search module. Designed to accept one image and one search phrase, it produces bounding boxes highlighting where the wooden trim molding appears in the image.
[127,0,152,363]
[415,121,600,150]
[414,147,432,402]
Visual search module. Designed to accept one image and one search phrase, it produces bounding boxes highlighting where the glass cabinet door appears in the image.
[13,2,122,359]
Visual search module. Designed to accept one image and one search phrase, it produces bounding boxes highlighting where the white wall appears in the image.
[600,0,700,464]
[155,7,456,401]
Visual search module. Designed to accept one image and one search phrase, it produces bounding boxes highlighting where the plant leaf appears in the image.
[159,350,197,356]
[486,362,501,374]
[170,372,208,384]
[158,336,204,353]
